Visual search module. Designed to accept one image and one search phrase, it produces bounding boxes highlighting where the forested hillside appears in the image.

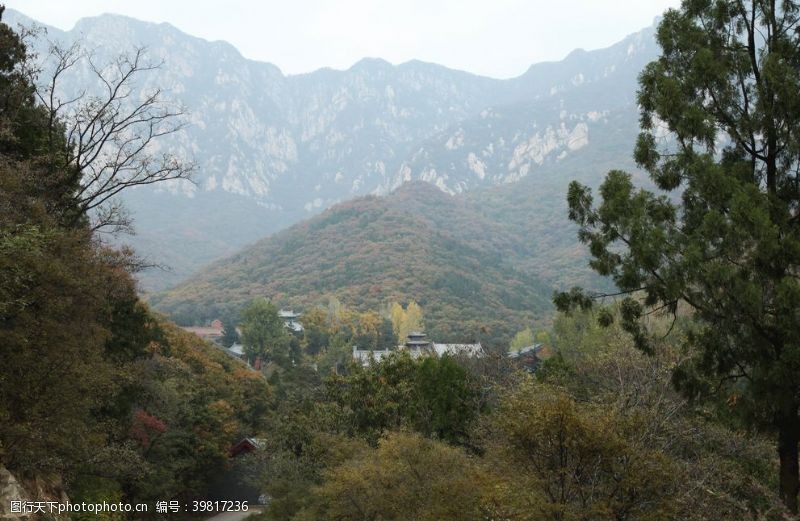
[150,105,644,343]
[0,8,269,514]
[151,182,553,345]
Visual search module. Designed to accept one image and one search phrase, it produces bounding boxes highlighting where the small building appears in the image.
[508,343,545,372]
[352,346,392,366]
[507,343,544,359]
[432,343,484,358]
[226,343,245,359]
[404,331,431,353]
[230,437,264,457]
[352,332,484,365]
[210,438,267,504]
[279,309,304,333]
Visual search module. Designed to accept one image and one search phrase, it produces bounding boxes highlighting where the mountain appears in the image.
[150,182,553,345]
[5,9,658,290]
[151,100,643,343]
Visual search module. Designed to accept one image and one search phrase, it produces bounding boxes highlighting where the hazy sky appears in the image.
[12,0,681,78]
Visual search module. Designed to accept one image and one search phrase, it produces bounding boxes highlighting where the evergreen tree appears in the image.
[378,318,397,350]
[220,317,239,348]
[557,0,800,511]
[0,6,107,474]
[240,298,290,366]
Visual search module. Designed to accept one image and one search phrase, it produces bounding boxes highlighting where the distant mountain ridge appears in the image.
[5,9,658,289]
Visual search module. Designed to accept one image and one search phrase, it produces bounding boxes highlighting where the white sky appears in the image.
[11,0,681,78]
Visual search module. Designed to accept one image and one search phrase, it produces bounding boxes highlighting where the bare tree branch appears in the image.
[36,41,195,233]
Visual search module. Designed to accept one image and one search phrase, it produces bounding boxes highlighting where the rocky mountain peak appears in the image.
[7,8,658,290]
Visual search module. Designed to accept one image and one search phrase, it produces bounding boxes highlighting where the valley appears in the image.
[4,1,794,518]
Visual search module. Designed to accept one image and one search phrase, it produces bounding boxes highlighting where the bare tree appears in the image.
[34,40,194,233]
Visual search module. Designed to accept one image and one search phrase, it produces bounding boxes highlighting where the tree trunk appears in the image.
[778,409,800,514]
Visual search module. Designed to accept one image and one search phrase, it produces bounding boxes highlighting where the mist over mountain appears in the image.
[6,9,656,290]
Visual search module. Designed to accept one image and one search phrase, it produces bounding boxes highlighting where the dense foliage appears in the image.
[558,0,800,511]
[240,299,292,366]
[116,322,271,505]
[245,309,783,520]
[0,10,268,515]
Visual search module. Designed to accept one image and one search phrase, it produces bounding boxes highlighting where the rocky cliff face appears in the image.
[5,9,658,289]
[0,466,69,520]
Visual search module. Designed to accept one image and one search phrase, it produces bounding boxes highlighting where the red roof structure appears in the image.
[230,437,264,457]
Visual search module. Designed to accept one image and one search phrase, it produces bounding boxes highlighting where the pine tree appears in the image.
[378,318,397,350]
[557,0,800,511]
[220,317,239,348]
